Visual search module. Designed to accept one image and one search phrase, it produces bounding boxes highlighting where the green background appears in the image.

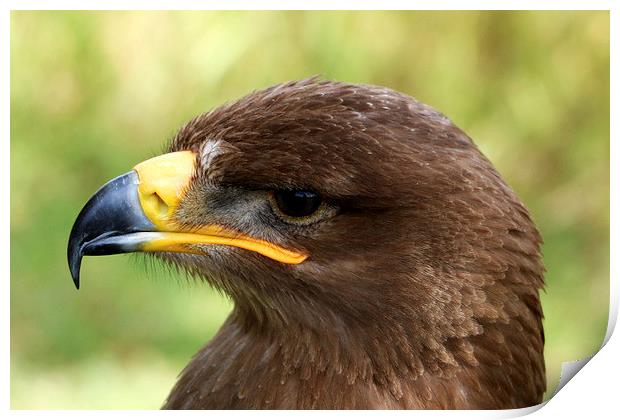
[10,11,610,409]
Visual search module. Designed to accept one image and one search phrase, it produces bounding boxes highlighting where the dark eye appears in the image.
[273,190,322,218]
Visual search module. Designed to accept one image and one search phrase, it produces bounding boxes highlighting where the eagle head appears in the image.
[68,78,545,409]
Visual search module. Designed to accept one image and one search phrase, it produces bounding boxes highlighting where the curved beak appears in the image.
[67,151,307,289]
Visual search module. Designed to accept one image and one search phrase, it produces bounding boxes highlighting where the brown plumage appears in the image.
[160,79,545,409]
[69,78,545,409]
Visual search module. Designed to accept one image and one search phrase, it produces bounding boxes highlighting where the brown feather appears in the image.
[159,78,545,409]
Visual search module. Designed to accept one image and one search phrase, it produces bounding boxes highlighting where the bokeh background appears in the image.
[10,11,609,409]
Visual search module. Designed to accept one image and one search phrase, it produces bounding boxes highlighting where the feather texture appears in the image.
[160,78,545,409]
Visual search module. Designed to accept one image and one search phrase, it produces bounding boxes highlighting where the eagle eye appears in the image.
[272,190,322,219]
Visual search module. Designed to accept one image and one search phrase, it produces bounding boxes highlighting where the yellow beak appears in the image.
[67,151,307,288]
[133,151,307,264]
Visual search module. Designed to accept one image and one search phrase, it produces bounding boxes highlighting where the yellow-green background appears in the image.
[10,11,610,409]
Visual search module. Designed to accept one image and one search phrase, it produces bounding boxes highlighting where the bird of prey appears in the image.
[68,78,545,409]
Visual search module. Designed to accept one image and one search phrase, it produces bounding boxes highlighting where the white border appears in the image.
[2,4,11,417]
[2,2,616,418]
[0,1,616,11]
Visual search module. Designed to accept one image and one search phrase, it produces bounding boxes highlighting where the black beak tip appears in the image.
[68,242,82,290]
[66,171,150,290]
[71,268,81,290]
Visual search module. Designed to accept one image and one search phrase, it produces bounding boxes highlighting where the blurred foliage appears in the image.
[10,11,609,409]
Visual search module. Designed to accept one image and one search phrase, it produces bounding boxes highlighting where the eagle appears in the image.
[67,78,545,409]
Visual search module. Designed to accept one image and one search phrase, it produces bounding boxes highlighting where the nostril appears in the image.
[150,192,169,218]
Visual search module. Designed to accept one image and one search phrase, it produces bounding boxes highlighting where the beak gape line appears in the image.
[67,151,307,289]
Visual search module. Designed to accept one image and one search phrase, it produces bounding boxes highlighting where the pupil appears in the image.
[275,190,321,217]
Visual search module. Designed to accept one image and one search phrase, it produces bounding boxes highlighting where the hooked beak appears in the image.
[67,151,307,289]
